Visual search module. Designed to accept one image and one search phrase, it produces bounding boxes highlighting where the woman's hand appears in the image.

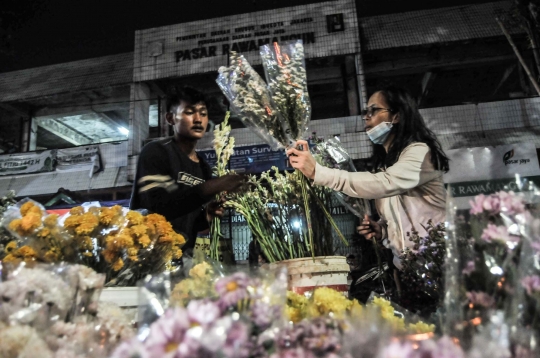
[286,140,317,179]
[356,214,382,241]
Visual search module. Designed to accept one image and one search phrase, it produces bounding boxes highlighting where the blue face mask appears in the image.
[366,121,393,145]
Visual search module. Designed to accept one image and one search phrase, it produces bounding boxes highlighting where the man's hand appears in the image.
[356,214,382,241]
[286,139,317,179]
[201,173,247,197]
[206,196,226,222]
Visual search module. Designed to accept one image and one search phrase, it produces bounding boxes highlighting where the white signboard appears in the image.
[134,0,359,81]
[443,143,540,208]
[0,150,56,176]
[56,145,102,176]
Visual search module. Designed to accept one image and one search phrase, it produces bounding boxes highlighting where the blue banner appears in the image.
[198,144,293,173]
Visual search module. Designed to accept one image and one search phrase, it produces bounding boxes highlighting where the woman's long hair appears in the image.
[371,85,449,172]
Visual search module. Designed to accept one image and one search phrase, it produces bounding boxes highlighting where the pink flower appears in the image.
[379,341,415,358]
[466,291,495,308]
[145,307,190,357]
[215,272,252,310]
[530,241,540,252]
[462,260,475,276]
[498,191,526,216]
[470,194,500,216]
[186,299,221,326]
[481,224,520,248]
[521,275,540,296]
[110,340,150,358]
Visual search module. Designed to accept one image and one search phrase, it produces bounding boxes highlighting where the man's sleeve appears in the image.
[135,143,214,221]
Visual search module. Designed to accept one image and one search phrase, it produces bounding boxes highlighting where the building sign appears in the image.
[134,0,359,80]
[443,143,540,207]
[56,145,102,176]
[0,150,56,176]
[198,144,291,174]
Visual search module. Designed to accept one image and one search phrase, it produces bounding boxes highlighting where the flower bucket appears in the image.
[268,256,349,295]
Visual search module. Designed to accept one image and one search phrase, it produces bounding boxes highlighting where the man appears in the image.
[130,87,244,254]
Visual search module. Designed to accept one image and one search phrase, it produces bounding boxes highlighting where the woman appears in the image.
[287,86,449,270]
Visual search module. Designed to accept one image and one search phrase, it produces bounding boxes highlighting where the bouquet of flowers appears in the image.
[444,186,540,353]
[224,166,346,262]
[311,134,371,218]
[260,40,311,142]
[0,262,135,358]
[209,112,235,261]
[217,51,292,149]
[1,199,186,286]
[0,190,16,260]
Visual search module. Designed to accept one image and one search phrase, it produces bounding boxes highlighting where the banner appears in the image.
[443,143,540,208]
[198,144,292,174]
[0,150,56,176]
[56,145,102,177]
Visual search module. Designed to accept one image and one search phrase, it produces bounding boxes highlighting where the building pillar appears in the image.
[127,82,151,182]
[355,52,368,111]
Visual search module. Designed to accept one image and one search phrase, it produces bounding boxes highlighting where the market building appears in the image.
[0,0,538,260]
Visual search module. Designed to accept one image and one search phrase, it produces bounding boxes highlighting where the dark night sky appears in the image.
[0,0,495,73]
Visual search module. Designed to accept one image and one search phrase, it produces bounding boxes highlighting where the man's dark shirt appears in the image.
[130,138,213,251]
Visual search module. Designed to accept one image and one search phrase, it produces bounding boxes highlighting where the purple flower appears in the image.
[110,340,150,358]
[187,299,221,326]
[222,320,251,358]
[270,347,316,358]
[378,341,415,358]
[215,272,252,310]
[530,241,540,252]
[251,301,281,330]
[521,275,540,296]
[466,291,495,308]
[462,260,475,276]
[414,336,465,358]
[145,307,190,357]
[481,224,520,248]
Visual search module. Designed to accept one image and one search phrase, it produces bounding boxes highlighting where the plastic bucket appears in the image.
[268,256,349,295]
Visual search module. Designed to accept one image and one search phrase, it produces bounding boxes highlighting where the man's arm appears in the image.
[134,142,244,222]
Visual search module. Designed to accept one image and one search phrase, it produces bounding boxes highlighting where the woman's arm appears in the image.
[314,143,442,199]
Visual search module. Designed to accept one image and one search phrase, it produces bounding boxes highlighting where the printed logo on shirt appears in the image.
[177,172,205,186]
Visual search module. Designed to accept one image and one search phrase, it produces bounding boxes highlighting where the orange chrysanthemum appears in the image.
[102,248,118,263]
[43,214,59,228]
[69,206,85,216]
[64,215,82,228]
[126,210,144,226]
[112,257,124,271]
[37,227,51,238]
[99,205,123,225]
[5,240,17,253]
[173,249,183,260]
[138,234,151,248]
[17,245,37,259]
[8,218,22,232]
[127,247,138,256]
[20,212,41,233]
[20,201,36,216]
[130,224,147,237]
[2,254,19,264]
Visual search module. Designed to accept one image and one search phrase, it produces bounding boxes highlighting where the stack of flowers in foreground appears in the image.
[1,198,185,285]
[444,187,540,356]
[112,259,439,358]
[0,262,134,358]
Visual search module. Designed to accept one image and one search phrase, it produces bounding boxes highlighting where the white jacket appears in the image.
[313,142,446,269]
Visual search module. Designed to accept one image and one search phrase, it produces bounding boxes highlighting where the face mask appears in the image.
[367,121,393,145]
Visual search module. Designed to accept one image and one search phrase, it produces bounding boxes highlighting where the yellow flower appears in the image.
[158,234,174,244]
[20,201,34,216]
[408,321,435,334]
[8,218,22,232]
[2,253,19,264]
[43,214,59,228]
[128,255,139,262]
[112,257,124,271]
[37,227,51,238]
[69,206,85,216]
[74,212,99,235]
[189,262,213,280]
[17,245,37,259]
[138,234,151,248]
[20,212,41,233]
[5,241,17,253]
[99,205,122,225]
[27,205,42,216]
[285,306,304,323]
[44,248,61,262]
[126,210,144,226]
[155,221,174,236]
[309,287,351,318]
[127,247,139,256]
[102,249,118,263]
[173,249,183,260]
[78,236,94,251]
[130,224,148,237]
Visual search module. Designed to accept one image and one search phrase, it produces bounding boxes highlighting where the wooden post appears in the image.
[496,17,540,96]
